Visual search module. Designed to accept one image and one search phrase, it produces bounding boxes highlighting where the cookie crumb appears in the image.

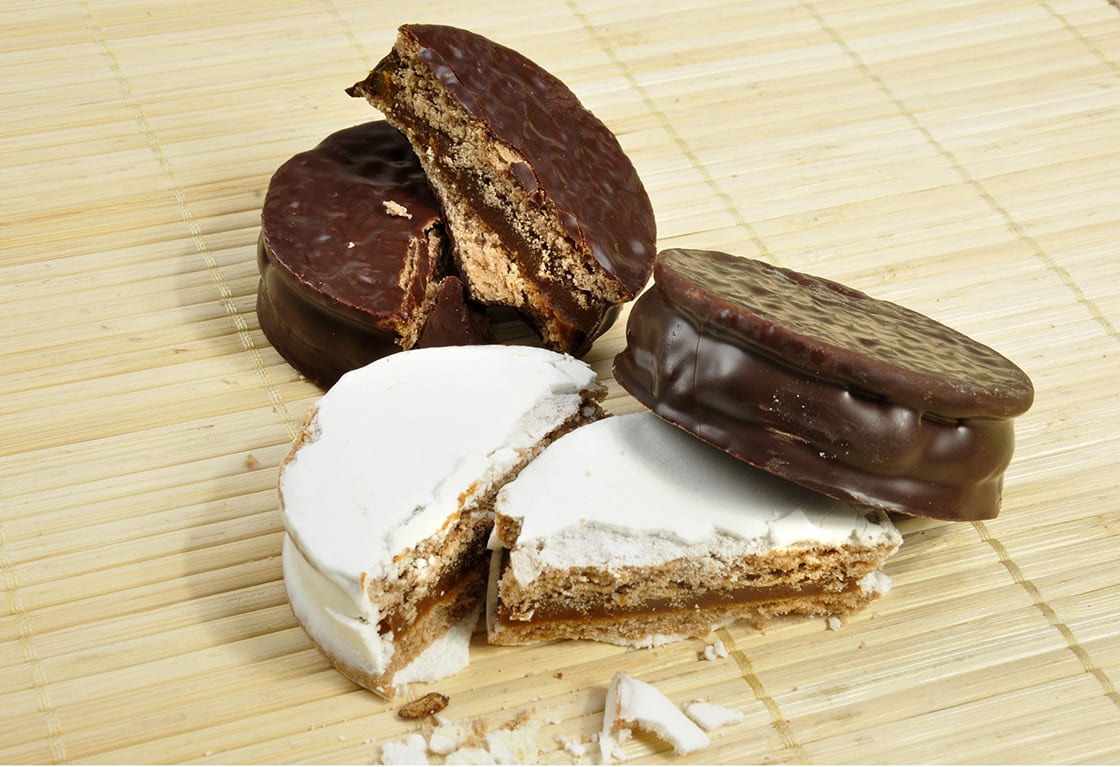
[398,692,450,720]
[383,199,413,218]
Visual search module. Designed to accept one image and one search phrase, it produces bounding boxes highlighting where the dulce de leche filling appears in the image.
[613,286,1017,521]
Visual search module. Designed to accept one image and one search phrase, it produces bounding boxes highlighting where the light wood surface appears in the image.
[3,0,1119,763]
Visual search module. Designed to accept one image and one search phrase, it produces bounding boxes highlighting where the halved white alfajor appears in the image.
[487,412,902,648]
[279,345,604,698]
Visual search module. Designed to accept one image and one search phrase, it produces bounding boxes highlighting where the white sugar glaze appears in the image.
[279,345,598,682]
[494,412,901,585]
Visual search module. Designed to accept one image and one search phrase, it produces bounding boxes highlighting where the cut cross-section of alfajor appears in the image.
[487,412,902,649]
[279,345,604,698]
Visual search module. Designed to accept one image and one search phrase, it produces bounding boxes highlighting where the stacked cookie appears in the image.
[264,24,1034,699]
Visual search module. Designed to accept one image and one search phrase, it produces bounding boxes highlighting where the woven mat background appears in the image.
[4,0,1119,763]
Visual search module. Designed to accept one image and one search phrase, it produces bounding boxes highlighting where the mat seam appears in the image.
[1041,0,1120,76]
[0,525,67,763]
[718,628,811,763]
[323,0,375,69]
[564,0,780,267]
[973,521,1120,712]
[80,0,300,443]
[801,0,1118,347]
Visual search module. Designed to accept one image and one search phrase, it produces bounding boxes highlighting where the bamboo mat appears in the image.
[3,0,1119,763]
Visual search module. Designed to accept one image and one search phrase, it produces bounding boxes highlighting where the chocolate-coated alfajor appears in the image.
[257,121,495,387]
[613,248,1034,521]
[347,24,655,356]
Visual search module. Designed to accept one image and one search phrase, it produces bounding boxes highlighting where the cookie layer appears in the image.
[614,248,1034,520]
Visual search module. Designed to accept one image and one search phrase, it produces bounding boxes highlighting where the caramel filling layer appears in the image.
[496,579,861,626]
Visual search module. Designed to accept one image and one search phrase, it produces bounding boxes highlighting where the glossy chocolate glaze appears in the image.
[257,121,495,387]
[359,96,617,354]
[261,121,443,316]
[413,276,498,349]
[653,249,1034,419]
[257,237,495,387]
[257,234,398,387]
[614,249,1034,520]
[382,24,656,294]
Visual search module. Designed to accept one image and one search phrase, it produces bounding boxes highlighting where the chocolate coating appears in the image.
[261,121,443,317]
[614,249,1035,520]
[257,121,494,387]
[258,236,494,388]
[413,276,498,349]
[360,23,656,296]
[348,24,654,357]
[257,234,398,388]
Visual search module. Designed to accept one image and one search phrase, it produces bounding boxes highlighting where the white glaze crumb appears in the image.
[827,615,843,631]
[381,712,543,765]
[858,569,893,596]
[702,638,729,661]
[441,746,492,764]
[556,734,587,759]
[683,700,746,731]
[485,722,542,763]
[380,733,430,765]
[600,672,710,761]
[427,718,472,756]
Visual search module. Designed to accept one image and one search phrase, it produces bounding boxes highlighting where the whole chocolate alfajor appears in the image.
[257,121,495,387]
[347,24,655,355]
[613,248,1035,521]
